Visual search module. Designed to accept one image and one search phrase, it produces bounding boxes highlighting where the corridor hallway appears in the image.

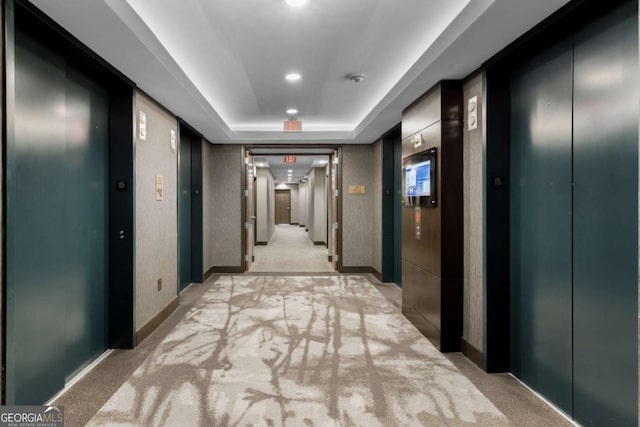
[54,274,571,427]
[250,225,334,273]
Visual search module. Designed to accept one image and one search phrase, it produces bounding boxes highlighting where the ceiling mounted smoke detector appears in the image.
[349,73,366,83]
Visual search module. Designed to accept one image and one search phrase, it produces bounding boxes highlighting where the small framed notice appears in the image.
[155,174,164,201]
[349,185,365,195]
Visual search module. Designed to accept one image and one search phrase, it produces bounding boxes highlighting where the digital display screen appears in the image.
[405,160,431,197]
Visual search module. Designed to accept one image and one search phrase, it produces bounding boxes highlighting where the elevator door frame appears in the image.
[3,0,137,404]
[484,0,638,423]
[178,121,203,291]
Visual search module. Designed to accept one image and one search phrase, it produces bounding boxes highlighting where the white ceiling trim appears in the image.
[121,0,474,135]
[29,0,571,145]
[352,0,495,140]
[104,0,232,138]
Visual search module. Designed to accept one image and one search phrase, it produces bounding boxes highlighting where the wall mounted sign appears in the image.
[412,134,422,148]
[116,180,127,192]
[491,176,506,190]
[284,120,302,132]
[468,95,478,131]
[155,174,164,201]
[170,129,176,152]
[349,185,365,195]
[139,111,147,141]
[284,155,296,163]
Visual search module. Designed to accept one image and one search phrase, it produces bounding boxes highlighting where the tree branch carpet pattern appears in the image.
[87,275,509,426]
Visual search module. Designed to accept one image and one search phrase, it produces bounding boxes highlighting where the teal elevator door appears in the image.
[179,132,192,291]
[6,30,108,404]
[510,2,638,422]
[509,37,574,414]
[572,2,638,424]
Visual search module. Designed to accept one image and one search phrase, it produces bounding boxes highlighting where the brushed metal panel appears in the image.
[402,261,441,330]
[402,84,441,140]
[402,121,441,159]
[441,119,464,280]
[401,204,441,276]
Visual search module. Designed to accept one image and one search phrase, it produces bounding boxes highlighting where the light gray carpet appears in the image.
[250,225,334,273]
[87,275,509,426]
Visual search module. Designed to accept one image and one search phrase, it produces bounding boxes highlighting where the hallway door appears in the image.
[7,29,108,404]
[275,190,291,224]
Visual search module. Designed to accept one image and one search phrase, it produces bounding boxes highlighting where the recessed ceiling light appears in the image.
[287,169,292,172]
[286,108,298,115]
[285,0,307,7]
[285,73,302,82]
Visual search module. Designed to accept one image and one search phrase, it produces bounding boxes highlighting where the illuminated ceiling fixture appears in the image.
[285,0,307,7]
[285,73,302,82]
[286,108,298,115]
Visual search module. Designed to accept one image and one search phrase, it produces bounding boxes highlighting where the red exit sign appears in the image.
[284,155,296,163]
[284,120,302,133]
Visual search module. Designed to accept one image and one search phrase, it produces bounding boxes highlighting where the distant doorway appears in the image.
[275,190,291,224]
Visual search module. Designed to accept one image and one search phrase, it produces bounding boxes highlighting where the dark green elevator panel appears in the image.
[179,132,193,291]
[572,2,638,425]
[63,67,108,381]
[509,38,574,415]
[190,137,203,284]
[382,134,397,282]
[7,30,108,404]
[8,30,67,405]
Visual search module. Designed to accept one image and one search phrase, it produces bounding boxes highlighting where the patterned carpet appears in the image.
[250,225,334,272]
[87,276,509,426]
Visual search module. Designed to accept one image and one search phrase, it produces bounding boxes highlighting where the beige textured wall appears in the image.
[289,184,300,224]
[312,168,327,243]
[372,139,383,274]
[202,141,214,273]
[256,168,275,243]
[342,145,373,267]
[308,172,315,237]
[299,182,307,227]
[463,71,485,351]
[134,92,178,330]
[268,175,274,236]
[306,168,327,242]
[211,145,242,267]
